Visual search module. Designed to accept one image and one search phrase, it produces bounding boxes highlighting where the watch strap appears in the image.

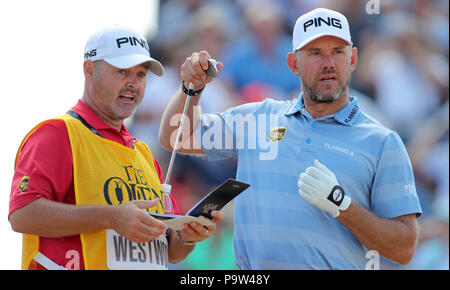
[181,81,205,96]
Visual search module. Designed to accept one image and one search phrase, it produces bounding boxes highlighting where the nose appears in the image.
[321,53,336,71]
[125,74,139,88]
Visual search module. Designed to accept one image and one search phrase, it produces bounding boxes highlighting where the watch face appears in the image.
[327,186,345,206]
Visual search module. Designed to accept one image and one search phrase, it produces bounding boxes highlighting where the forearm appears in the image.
[337,201,418,265]
[159,87,203,154]
[9,198,113,237]
[168,230,195,264]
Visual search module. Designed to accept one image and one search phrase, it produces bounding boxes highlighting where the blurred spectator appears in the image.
[407,101,449,214]
[412,0,449,56]
[276,0,332,28]
[408,195,449,270]
[156,0,243,53]
[356,10,448,139]
[221,0,300,101]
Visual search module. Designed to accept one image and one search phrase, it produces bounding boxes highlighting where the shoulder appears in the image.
[356,111,407,151]
[20,119,68,149]
[16,119,69,164]
[225,98,294,116]
[356,109,394,136]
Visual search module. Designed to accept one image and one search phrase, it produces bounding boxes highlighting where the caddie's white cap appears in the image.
[292,8,352,51]
[84,24,164,76]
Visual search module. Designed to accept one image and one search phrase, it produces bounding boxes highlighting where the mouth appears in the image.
[118,92,137,104]
[318,74,337,84]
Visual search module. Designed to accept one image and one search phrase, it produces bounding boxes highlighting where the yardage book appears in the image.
[149,179,250,230]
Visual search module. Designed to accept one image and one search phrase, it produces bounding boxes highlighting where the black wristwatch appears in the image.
[181,81,205,96]
[176,230,196,246]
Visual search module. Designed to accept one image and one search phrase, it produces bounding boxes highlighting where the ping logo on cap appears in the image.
[84,49,97,59]
[303,17,342,32]
[116,36,150,53]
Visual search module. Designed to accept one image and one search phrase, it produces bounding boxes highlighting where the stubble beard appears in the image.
[302,72,350,104]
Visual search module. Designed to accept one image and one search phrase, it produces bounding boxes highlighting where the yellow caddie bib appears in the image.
[17,113,168,270]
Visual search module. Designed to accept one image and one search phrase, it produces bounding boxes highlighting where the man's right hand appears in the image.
[109,199,168,244]
[180,51,223,91]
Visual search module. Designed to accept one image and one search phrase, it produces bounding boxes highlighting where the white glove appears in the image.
[298,159,351,218]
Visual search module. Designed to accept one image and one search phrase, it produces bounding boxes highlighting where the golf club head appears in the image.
[206,59,219,78]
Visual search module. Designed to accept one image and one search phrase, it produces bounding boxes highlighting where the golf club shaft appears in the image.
[164,82,194,185]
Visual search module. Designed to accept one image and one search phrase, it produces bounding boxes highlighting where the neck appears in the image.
[81,92,123,131]
[302,91,350,119]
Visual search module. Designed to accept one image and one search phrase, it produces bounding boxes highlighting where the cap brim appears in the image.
[294,32,352,51]
[104,54,164,76]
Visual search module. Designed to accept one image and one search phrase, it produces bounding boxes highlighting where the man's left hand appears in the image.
[178,210,224,244]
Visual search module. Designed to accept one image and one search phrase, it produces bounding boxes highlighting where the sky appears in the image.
[0,0,158,269]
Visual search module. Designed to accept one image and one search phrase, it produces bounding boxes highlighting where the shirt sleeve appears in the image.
[195,101,265,161]
[9,120,74,217]
[371,131,423,218]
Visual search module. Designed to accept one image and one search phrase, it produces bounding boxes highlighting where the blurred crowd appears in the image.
[128,0,449,270]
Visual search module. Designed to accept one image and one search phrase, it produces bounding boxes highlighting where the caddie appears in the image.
[9,25,223,270]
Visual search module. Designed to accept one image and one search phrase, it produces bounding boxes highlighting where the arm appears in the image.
[159,51,223,155]
[9,197,167,244]
[168,210,224,263]
[337,203,418,265]
[159,87,204,155]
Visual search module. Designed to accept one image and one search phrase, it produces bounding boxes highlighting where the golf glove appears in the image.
[298,159,351,218]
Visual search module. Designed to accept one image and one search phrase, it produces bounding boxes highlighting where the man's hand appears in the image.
[109,199,168,243]
[180,51,223,91]
[178,210,224,244]
[298,159,351,218]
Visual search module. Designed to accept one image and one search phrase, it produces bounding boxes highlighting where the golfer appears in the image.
[159,8,422,269]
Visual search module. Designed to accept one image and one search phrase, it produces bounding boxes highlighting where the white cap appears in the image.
[84,24,164,76]
[292,8,352,51]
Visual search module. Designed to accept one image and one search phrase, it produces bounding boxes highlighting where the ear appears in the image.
[350,47,358,73]
[287,52,301,77]
[83,60,95,83]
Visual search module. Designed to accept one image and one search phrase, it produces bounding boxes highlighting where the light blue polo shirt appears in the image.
[196,94,422,269]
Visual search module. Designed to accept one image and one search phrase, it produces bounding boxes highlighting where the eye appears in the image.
[117,69,127,75]
[312,50,321,56]
[137,72,147,79]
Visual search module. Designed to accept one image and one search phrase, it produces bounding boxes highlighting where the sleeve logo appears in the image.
[18,176,30,193]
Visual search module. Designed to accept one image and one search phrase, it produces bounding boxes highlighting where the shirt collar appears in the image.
[285,92,361,126]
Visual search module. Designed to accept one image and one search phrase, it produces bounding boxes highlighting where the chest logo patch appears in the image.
[269,127,287,142]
